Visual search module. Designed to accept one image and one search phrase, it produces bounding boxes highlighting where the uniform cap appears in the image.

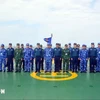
[98,43,100,45]
[1,44,4,47]
[37,43,40,45]
[91,42,94,45]
[82,44,86,47]
[26,43,29,46]
[65,44,68,47]
[56,43,59,45]
[47,44,52,46]
[21,44,24,46]
[9,43,12,45]
[17,43,20,46]
[74,43,77,45]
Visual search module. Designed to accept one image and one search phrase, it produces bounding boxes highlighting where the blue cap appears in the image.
[82,44,86,47]
[26,43,29,46]
[1,44,4,47]
[47,44,52,46]
[98,43,100,45]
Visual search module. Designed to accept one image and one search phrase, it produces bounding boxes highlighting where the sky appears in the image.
[0,0,100,47]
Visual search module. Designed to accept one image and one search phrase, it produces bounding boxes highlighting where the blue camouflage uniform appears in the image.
[53,43,62,72]
[96,45,100,72]
[30,45,34,71]
[23,44,33,72]
[44,44,53,72]
[0,44,7,72]
[71,47,79,72]
[79,45,88,72]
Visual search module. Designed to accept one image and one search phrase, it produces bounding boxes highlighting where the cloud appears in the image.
[0,0,100,46]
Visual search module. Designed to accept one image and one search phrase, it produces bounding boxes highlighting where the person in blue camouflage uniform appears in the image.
[30,45,34,71]
[23,43,33,72]
[0,44,7,72]
[96,43,100,72]
[7,43,14,72]
[79,44,88,73]
[44,44,53,73]
[34,43,42,73]
[68,43,72,71]
[53,43,62,72]
[71,43,79,72]
[88,43,97,73]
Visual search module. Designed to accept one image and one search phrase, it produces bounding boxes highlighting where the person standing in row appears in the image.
[0,44,7,72]
[79,45,88,73]
[30,45,34,71]
[23,43,33,72]
[34,43,42,73]
[71,43,79,72]
[44,44,53,73]
[14,43,23,73]
[68,43,72,71]
[96,43,100,72]
[7,43,14,72]
[21,44,25,71]
[88,43,97,73]
[40,45,44,71]
[77,44,80,71]
[53,43,62,72]
[62,44,70,73]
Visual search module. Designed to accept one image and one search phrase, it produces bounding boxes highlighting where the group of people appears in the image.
[0,42,100,73]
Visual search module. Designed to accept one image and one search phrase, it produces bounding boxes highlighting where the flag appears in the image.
[44,34,53,44]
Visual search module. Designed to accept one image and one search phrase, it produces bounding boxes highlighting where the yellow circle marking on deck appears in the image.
[30,71,78,81]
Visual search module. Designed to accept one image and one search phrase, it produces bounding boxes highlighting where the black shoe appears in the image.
[3,70,6,72]
[0,70,2,72]
[75,71,78,73]
[66,71,68,73]
[45,71,47,73]
[72,71,74,73]
[38,71,40,73]
[10,70,13,72]
[24,71,27,72]
[35,71,37,73]
[15,70,18,73]
[90,71,94,73]
[18,70,21,73]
